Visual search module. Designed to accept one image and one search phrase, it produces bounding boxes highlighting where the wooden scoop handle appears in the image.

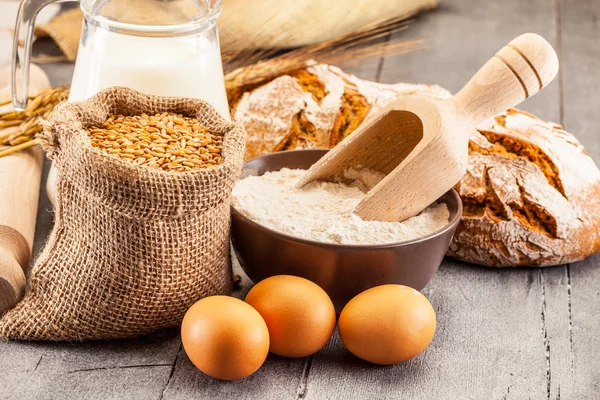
[452,33,558,124]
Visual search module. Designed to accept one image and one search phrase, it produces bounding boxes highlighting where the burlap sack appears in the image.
[0,87,246,341]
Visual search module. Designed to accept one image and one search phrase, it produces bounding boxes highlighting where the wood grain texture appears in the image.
[541,266,575,399]
[0,329,181,400]
[562,0,600,159]
[0,61,49,313]
[161,351,307,400]
[560,0,600,397]
[568,257,600,398]
[380,0,561,122]
[0,137,44,314]
[21,365,174,400]
[306,262,550,399]
[0,147,44,262]
[0,340,45,400]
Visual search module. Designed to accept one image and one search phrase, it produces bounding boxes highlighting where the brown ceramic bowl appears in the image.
[231,149,462,311]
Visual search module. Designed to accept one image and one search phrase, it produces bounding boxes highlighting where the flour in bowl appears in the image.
[232,168,450,245]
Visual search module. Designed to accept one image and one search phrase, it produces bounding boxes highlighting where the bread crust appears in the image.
[232,64,450,160]
[449,109,600,266]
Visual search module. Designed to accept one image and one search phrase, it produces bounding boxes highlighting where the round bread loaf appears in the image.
[449,109,600,266]
[227,64,600,267]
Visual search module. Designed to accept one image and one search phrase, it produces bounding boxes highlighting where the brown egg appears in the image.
[181,296,269,380]
[338,285,436,365]
[245,275,336,358]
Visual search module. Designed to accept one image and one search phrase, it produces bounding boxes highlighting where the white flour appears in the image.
[232,168,451,245]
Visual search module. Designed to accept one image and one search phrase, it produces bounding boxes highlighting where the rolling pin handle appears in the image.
[0,249,26,315]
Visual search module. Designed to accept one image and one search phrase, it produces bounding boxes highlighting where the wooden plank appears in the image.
[0,341,46,400]
[541,266,575,399]
[306,261,549,399]
[25,330,181,372]
[0,330,181,400]
[161,350,307,400]
[304,0,570,398]
[568,256,600,398]
[560,0,600,398]
[20,365,174,400]
[562,0,600,159]
[379,0,561,122]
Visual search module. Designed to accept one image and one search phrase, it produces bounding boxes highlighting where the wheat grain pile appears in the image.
[88,112,222,172]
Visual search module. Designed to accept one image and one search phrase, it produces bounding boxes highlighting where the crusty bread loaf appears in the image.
[449,109,600,266]
[228,64,451,160]
[227,64,600,267]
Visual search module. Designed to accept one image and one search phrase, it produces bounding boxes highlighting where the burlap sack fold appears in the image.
[34,8,82,62]
[0,87,246,341]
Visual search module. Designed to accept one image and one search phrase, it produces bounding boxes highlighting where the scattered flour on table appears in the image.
[232,168,450,245]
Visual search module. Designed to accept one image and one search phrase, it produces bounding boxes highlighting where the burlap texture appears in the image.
[35,8,82,62]
[0,87,246,341]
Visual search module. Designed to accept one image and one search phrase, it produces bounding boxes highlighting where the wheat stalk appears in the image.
[224,13,422,90]
[0,86,69,158]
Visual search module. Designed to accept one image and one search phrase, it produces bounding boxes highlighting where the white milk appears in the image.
[69,27,230,119]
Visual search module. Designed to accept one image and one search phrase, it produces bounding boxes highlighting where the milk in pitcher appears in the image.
[69,24,230,119]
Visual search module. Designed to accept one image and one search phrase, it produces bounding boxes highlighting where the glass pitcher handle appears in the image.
[12,0,75,110]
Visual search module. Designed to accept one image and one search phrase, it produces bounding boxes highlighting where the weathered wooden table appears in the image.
[1,0,599,398]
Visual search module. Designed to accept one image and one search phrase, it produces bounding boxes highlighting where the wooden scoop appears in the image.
[298,33,559,222]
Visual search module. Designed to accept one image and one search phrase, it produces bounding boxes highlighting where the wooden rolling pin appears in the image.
[0,147,43,314]
[0,65,49,315]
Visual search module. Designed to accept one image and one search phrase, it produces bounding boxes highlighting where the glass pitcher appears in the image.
[12,0,230,118]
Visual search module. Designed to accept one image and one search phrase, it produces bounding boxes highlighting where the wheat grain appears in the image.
[87,112,223,171]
